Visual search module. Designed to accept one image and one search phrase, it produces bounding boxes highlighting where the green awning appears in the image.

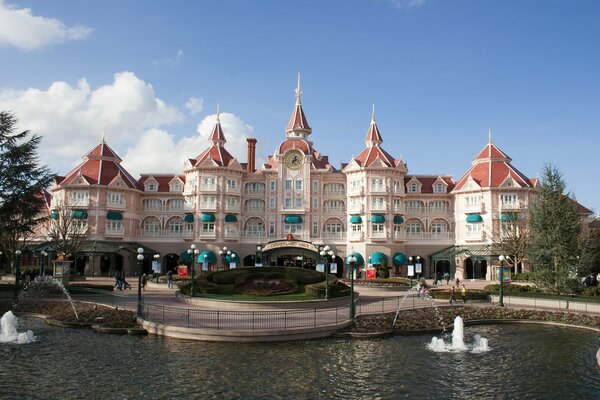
[184,214,194,223]
[180,251,191,262]
[371,215,385,223]
[393,252,408,266]
[225,214,238,223]
[466,214,483,223]
[284,215,303,224]
[393,215,404,224]
[106,211,123,220]
[71,210,88,219]
[225,253,240,263]
[350,216,362,224]
[370,252,388,265]
[345,252,365,266]
[501,212,517,222]
[198,250,217,263]
[50,210,58,220]
[201,213,215,222]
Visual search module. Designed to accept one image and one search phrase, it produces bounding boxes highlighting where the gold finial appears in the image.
[295,73,302,105]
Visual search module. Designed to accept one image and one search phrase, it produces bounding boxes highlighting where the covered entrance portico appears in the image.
[431,244,499,281]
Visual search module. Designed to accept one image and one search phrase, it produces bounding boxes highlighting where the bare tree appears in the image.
[46,196,89,258]
[489,212,530,274]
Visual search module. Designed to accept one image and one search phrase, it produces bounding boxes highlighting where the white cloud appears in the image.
[121,112,256,176]
[0,0,92,50]
[185,97,204,115]
[153,49,184,68]
[0,71,182,173]
[383,0,426,9]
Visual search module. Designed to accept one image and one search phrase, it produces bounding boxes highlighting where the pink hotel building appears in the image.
[43,84,591,281]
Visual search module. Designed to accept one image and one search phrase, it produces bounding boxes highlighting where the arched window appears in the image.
[405,219,424,238]
[285,177,293,190]
[142,217,161,236]
[295,177,303,190]
[244,218,265,237]
[167,217,184,236]
[324,218,344,238]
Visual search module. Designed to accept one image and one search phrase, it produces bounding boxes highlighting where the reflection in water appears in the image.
[1,318,599,399]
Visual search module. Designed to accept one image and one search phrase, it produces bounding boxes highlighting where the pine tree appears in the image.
[528,164,583,293]
[0,111,54,270]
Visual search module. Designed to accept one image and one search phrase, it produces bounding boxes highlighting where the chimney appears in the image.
[247,138,257,173]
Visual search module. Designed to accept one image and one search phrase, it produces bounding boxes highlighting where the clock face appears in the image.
[284,150,304,170]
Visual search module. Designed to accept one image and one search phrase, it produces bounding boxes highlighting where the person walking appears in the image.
[141,273,148,291]
[444,272,450,285]
[461,284,467,303]
[449,285,455,305]
[122,274,131,290]
[456,277,460,287]
[113,271,123,291]
[167,270,173,289]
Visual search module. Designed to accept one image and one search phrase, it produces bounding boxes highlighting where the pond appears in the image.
[1,317,599,399]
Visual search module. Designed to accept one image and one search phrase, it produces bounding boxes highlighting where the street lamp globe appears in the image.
[499,255,505,262]
[137,254,144,262]
[15,250,22,256]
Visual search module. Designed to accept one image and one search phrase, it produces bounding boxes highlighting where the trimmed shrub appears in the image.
[512,272,533,281]
[484,283,540,294]
[581,286,600,297]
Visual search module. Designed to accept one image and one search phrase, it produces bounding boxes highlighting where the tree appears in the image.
[528,164,583,293]
[47,196,89,258]
[490,212,530,274]
[0,111,54,271]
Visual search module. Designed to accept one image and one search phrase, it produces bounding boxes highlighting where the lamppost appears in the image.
[187,244,199,297]
[136,247,144,317]
[153,254,160,283]
[347,253,357,319]
[40,250,48,276]
[416,255,422,280]
[408,256,413,286]
[14,249,22,300]
[319,245,334,300]
[218,246,231,270]
[255,245,262,266]
[498,255,506,307]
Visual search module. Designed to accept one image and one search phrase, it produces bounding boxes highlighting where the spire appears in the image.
[286,74,311,137]
[208,104,226,146]
[364,106,383,148]
[101,130,106,143]
[488,128,492,144]
[295,73,302,105]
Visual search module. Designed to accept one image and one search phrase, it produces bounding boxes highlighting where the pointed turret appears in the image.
[364,104,383,148]
[208,104,226,146]
[285,73,311,137]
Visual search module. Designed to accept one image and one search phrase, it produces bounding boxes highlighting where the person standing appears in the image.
[167,270,173,289]
[141,273,148,290]
[444,272,450,285]
[449,285,455,305]
[461,284,467,303]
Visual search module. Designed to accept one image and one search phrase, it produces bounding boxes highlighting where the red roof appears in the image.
[278,139,312,155]
[354,146,396,168]
[364,121,383,144]
[404,176,455,193]
[209,119,226,143]
[454,142,533,190]
[193,146,236,167]
[60,140,137,189]
[286,103,311,133]
[138,175,185,192]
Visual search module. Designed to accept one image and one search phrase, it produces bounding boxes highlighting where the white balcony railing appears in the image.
[105,228,124,236]
[184,203,196,211]
[199,229,216,237]
[200,184,217,191]
[244,188,265,195]
[465,231,484,241]
[371,232,387,239]
[107,201,125,209]
[348,231,363,240]
[324,190,345,196]
[348,205,363,213]
[226,186,241,194]
[202,203,217,210]
[371,204,387,211]
[225,204,240,211]
[242,231,267,238]
[324,207,345,214]
[224,230,240,238]
[500,201,521,210]
[464,202,484,213]
[322,231,344,239]
[393,204,405,213]
[244,206,265,213]
[405,207,424,214]
[370,185,386,193]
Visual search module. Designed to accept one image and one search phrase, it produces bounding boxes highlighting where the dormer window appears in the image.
[435,183,446,193]
[146,182,157,192]
[409,183,420,193]
[171,181,182,192]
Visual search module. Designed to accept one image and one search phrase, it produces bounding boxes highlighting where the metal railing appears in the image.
[490,294,600,314]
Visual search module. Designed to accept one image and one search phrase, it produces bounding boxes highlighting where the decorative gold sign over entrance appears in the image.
[262,240,319,253]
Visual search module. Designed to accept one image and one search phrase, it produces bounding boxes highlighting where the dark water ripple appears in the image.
[0,318,599,399]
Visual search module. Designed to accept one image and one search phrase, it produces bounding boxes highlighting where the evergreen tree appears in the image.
[528,164,583,293]
[0,111,54,270]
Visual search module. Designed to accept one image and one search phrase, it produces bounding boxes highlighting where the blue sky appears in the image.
[0,0,598,212]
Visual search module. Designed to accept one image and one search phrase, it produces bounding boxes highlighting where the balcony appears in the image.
[406,232,455,240]
[322,231,344,239]
[200,184,217,191]
[348,205,363,214]
[393,204,405,213]
[105,227,124,236]
[244,206,265,213]
[201,203,217,211]
[225,204,240,211]
[199,229,216,238]
[244,188,265,196]
[370,185,387,194]
[107,201,125,209]
[405,207,425,215]
[226,186,241,194]
[324,190,345,196]
[348,187,364,196]
[184,203,196,211]
[71,198,90,207]
[500,201,521,210]
[323,207,345,214]
[371,231,387,240]
[428,206,450,215]
[241,231,267,238]
[393,231,406,241]
[348,231,363,241]
[464,202,484,213]
[224,230,240,238]
[371,204,387,211]
[465,231,484,241]
[144,205,162,212]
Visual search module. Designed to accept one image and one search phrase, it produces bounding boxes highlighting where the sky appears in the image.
[0,0,598,213]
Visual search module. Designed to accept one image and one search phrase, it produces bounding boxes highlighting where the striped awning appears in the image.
[106,211,123,220]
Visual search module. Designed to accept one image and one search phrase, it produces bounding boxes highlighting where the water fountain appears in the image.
[17,275,79,320]
[0,311,35,344]
[392,284,447,333]
[428,316,489,353]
